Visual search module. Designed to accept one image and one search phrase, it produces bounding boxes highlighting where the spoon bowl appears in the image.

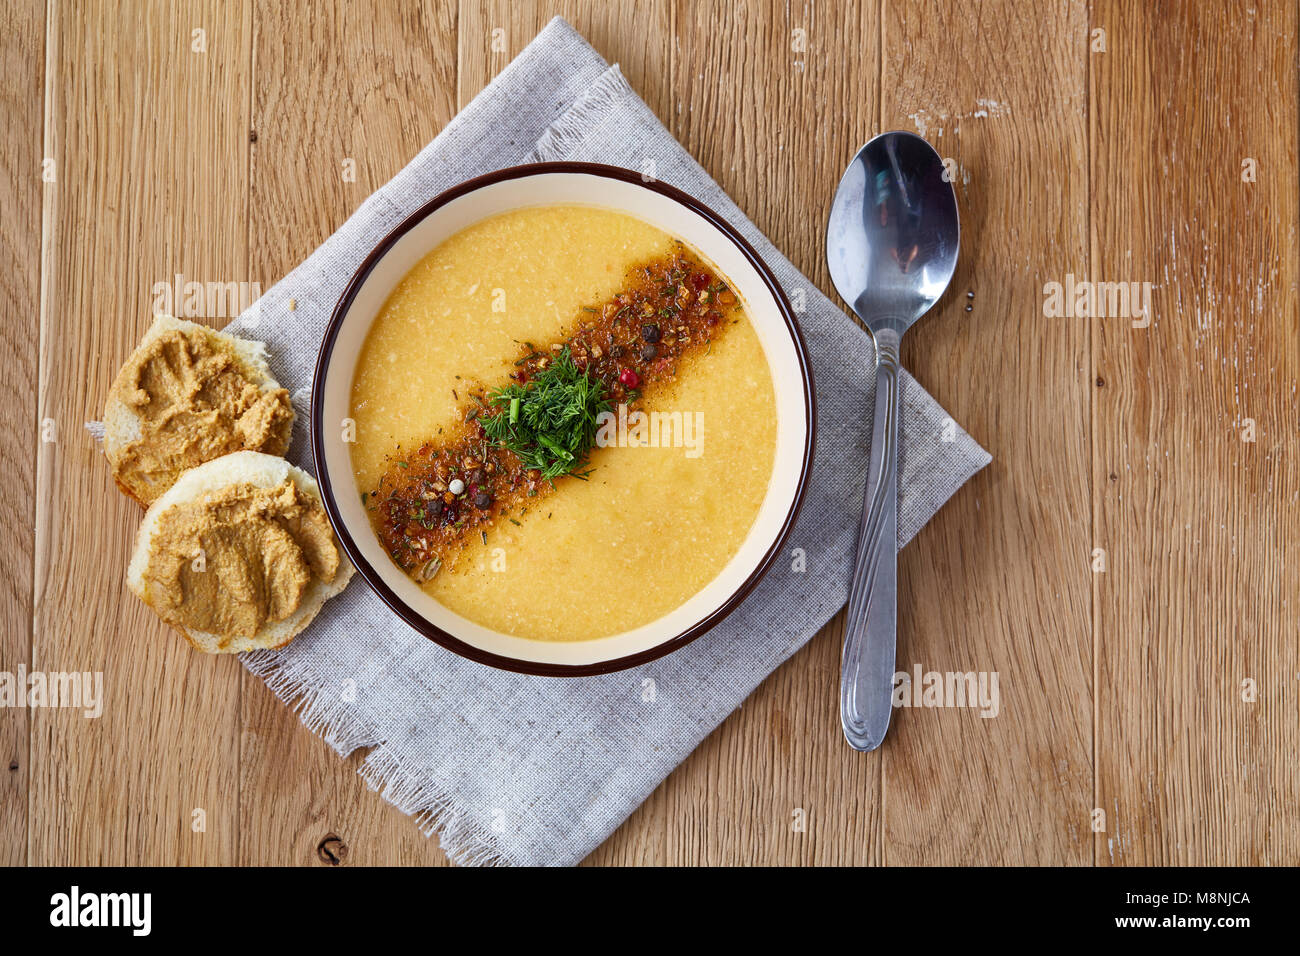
[827,131,960,334]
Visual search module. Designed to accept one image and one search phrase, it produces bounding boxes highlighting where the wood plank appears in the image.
[664,0,883,865]
[239,0,459,866]
[30,0,250,864]
[880,0,1095,863]
[0,0,44,868]
[456,0,672,120]
[456,0,676,866]
[1090,0,1300,864]
[456,0,884,865]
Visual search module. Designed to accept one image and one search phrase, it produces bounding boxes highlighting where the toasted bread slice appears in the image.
[127,451,353,654]
[105,315,295,504]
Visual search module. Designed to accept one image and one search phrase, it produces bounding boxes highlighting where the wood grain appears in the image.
[456,0,677,866]
[6,0,1297,866]
[456,0,672,120]
[665,0,883,866]
[239,0,459,867]
[880,0,1094,864]
[29,0,250,865]
[1090,0,1300,864]
[0,0,44,868]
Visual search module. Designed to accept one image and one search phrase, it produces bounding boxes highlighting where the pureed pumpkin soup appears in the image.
[349,204,776,642]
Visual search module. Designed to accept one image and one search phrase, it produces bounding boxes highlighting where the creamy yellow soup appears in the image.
[350,205,776,641]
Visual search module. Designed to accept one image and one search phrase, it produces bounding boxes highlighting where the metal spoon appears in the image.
[825,131,960,751]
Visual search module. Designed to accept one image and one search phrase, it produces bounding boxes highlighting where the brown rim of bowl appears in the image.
[312,161,816,677]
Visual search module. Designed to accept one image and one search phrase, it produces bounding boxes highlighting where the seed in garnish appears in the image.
[640,323,661,343]
[449,478,465,495]
[473,490,492,510]
[619,368,640,388]
[639,343,658,361]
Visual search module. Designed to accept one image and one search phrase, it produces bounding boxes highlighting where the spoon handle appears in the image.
[841,327,900,752]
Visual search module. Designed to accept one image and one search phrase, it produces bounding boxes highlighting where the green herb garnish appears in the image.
[482,346,610,480]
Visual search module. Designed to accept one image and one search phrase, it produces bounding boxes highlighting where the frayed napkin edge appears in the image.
[242,648,522,867]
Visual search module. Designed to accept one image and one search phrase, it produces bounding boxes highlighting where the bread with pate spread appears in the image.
[104,315,295,504]
[127,451,353,653]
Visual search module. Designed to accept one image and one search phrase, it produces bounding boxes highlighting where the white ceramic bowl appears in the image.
[313,163,814,675]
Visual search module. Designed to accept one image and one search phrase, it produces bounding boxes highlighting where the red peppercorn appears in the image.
[619,368,640,388]
[690,272,711,292]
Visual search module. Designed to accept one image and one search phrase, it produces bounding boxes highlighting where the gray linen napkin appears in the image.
[214,17,989,866]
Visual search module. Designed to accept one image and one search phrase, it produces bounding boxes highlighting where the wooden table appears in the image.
[4,0,1296,866]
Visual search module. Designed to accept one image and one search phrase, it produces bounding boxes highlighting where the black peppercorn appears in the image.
[473,491,492,510]
[640,323,661,343]
[639,343,658,361]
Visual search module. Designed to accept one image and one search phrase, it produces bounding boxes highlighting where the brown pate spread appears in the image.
[114,328,294,502]
[143,479,340,641]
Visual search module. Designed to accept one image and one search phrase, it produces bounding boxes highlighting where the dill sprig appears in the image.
[481,347,610,480]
